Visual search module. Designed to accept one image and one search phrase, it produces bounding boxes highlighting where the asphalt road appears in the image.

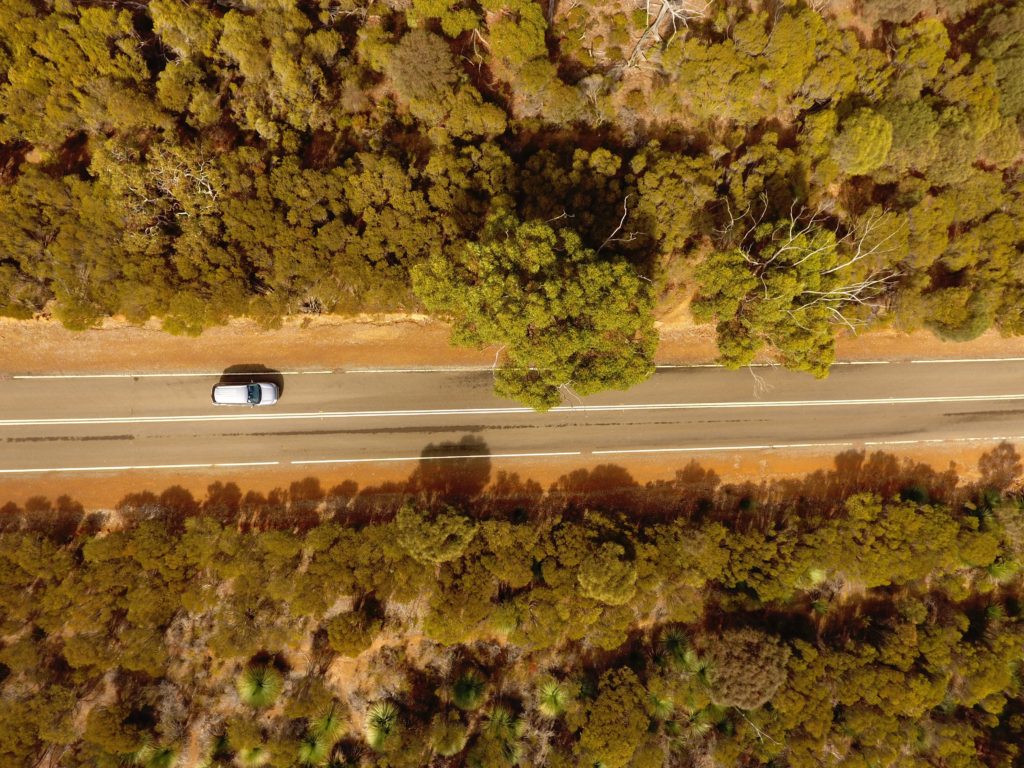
[2,359,1024,474]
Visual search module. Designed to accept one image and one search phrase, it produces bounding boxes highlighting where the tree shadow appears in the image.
[548,464,641,514]
[219,364,285,398]
[407,434,492,509]
[5,443,1022,537]
[976,442,1022,493]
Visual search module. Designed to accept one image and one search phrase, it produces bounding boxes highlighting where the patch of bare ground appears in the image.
[0,314,494,374]
[4,313,1024,375]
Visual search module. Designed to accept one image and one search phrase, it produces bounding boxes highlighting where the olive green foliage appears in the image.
[396,503,477,565]
[412,213,657,410]
[576,541,638,605]
[693,214,897,376]
[0,0,1022,391]
[578,668,650,768]
[704,629,791,709]
[1,452,1024,767]
[831,108,894,176]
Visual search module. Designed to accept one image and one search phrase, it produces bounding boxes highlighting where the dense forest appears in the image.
[1,446,1023,766]
[1,0,1023,404]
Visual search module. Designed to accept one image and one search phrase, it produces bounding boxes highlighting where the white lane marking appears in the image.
[595,436,1024,456]
[4,393,1024,428]
[910,357,1024,364]
[655,361,890,369]
[9,358,1024,380]
[293,451,582,466]
[5,435,1024,475]
[344,366,498,373]
[0,454,579,475]
[0,460,280,474]
[11,371,334,379]
[595,442,856,455]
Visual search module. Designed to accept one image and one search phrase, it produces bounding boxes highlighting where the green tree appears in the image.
[831,108,894,176]
[577,668,650,768]
[577,542,637,606]
[412,213,656,409]
[395,504,477,565]
[704,629,791,710]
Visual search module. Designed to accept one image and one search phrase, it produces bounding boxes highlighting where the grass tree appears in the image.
[297,733,331,766]
[451,669,488,711]
[483,706,525,764]
[364,701,400,752]
[298,703,346,766]
[236,746,271,767]
[535,678,569,718]
[236,666,284,709]
[310,704,346,743]
[429,710,469,757]
[132,745,178,768]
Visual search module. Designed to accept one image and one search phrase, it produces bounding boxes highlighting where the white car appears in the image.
[211,382,279,406]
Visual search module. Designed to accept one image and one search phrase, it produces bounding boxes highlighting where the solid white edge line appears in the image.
[910,357,1024,364]
[292,451,582,466]
[9,358,1024,379]
[11,371,334,379]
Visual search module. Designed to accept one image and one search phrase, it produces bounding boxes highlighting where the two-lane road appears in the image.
[2,359,1024,474]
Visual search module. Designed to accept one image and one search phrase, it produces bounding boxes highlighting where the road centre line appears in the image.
[4,393,1024,428]
[594,435,1024,456]
[0,461,280,474]
[11,371,334,379]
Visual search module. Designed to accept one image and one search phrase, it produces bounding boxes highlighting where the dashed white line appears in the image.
[3,393,1023,428]
[4,437,1024,475]
[344,366,499,374]
[11,371,334,379]
[594,436,1024,456]
[0,460,280,474]
[292,451,582,466]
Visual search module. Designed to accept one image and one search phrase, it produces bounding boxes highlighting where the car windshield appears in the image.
[246,384,262,404]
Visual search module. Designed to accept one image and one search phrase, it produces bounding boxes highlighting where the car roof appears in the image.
[212,383,252,404]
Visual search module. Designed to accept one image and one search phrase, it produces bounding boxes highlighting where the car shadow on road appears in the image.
[218,364,285,398]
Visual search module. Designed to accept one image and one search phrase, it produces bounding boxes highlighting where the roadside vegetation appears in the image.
[1,0,1023,405]
[1,446,1023,766]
